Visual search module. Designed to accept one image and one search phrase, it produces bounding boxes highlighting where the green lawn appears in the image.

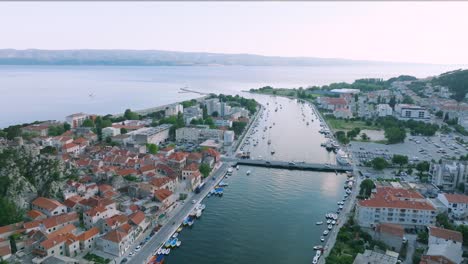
[325,117,380,131]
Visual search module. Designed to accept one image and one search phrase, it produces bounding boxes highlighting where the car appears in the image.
[135,245,141,251]
[121,258,128,263]
[265,161,271,165]
[128,252,135,257]
[288,162,296,166]
[192,200,197,204]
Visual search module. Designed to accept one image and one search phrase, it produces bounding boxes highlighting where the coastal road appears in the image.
[128,163,229,264]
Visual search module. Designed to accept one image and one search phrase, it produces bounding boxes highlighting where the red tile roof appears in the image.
[117,168,138,176]
[27,210,46,220]
[0,244,11,257]
[86,206,107,217]
[0,222,24,236]
[47,224,76,239]
[168,152,188,162]
[376,223,404,237]
[42,212,79,229]
[40,235,67,250]
[150,177,172,188]
[129,211,145,226]
[358,187,435,211]
[32,197,65,212]
[429,226,463,243]
[101,229,128,243]
[443,193,468,204]
[154,189,173,202]
[77,227,99,241]
[183,163,199,171]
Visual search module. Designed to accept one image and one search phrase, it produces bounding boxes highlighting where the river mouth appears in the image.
[165,95,348,264]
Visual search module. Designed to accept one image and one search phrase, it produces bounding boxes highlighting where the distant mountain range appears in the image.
[0,49,413,66]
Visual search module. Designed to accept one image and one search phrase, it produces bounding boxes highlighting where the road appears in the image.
[128,163,229,264]
[222,157,352,172]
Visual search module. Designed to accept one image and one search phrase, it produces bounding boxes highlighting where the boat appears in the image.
[196,204,206,211]
[270,150,275,155]
[316,221,323,225]
[156,248,163,255]
[172,233,178,238]
[165,248,171,255]
[176,227,183,232]
[155,254,165,264]
[246,170,251,175]
[227,168,233,175]
[267,139,271,145]
[326,220,331,224]
[196,209,202,218]
[218,181,229,187]
[339,205,344,210]
[336,149,351,166]
[328,225,333,230]
[313,245,323,250]
[176,241,181,247]
[320,236,325,242]
[236,165,240,170]
[331,220,336,225]
[323,230,329,236]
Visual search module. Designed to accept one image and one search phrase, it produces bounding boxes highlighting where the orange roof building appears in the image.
[356,187,436,228]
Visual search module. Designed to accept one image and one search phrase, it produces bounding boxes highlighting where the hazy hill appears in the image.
[0,49,395,66]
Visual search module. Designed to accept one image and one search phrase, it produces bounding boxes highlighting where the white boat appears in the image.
[156,248,163,255]
[196,209,202,218]
[332,220,336,225]
[323,230,329,236]
[236,165,240,170]
[313,245,323,250]
[316,221,323,225]
[326,220,331,224]
[227,168,233,175]
[172,233,178,238]
[165,248,171,255]
[176,241,181,247]
[339,205,344,209]
[336,149,351,165]
[246,170,251,175]
[328,225,333,230]
[320,236,325,242]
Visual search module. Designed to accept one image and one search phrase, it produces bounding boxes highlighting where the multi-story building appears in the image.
[183,106,203,125]
[175,126,224,143]
[437,193,468,219]
[164,104,183,117]
[102,127,121,138]
[130,124,172,145]
[65,113,89,128]
[214,118,233,128]
[205,98,221,115]
[224,130,235,146]
[355,187,436,228]
[430,161,467,191]
[31,197,67,217]
[394,104,429,121]
[377,104,393,117]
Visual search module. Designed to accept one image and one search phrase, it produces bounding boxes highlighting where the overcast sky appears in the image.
[0,2,467,64]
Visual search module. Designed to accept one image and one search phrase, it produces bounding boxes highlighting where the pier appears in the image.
[223,158,352,172]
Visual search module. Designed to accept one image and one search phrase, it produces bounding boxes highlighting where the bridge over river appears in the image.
[222,158,353,172]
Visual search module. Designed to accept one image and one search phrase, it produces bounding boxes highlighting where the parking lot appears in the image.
[349,133,468,166]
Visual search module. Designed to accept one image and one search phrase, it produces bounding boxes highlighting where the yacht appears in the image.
[316,221,323,225]
[246,170,251,175]
[328,225,333,230]
[336,149,351,166]
[271,150,275,155]
[236,165,240,170]
[320,236,325,242]
[323,230,329,236]
[331,220,336,225]
[313,245,323,250]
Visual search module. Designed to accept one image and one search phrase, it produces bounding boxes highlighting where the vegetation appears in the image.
[47,124,70,136]
[146,143,159,154]
[392,155,408,167]
[199,163,212,178]
[358,179,375,199]
[124,109,140,120]
[82,119,95,127]
[432,69,468,102]
[218,94,258,115]
[231,121,247,136]
[84,253,111,264]
[371,157,389,170]
[0,197,24,226]
[124,175,139,182]
[326,218,389,264]
[335,131,350,144]
[384,126,406,144]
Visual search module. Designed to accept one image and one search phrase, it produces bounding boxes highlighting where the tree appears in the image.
[457,183,466,193]
[40,146,57,155]
[359,179,375,199]
[5,125,21,140]
[48,125,65,136]
[212,111,219,117]
[202,105,208,119]
[416,161,430,176]
[335,131,350,144]
[82,119,95,127]
[0,197,24,226]
[371,157,388,170]
[388,96,396,110]
[63,122,71,131]
[384,126,406,144]
[120,128,127,134]
[199,163,212,178]
[435,110,444,118]
[232,121,247,136]
[360,133,369,141]
[147,144,159,154]
[402,95,414,104]
[124,109,139,120]
[392,155,408,167]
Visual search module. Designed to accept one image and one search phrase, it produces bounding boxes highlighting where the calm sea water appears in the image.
[166,95,346,264]
[0,64,461,127]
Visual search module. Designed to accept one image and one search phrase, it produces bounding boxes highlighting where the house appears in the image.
[167,152,188,175]
[353,249,399,264]
[159,146,175,157]
[100,214,129,233]
[183,106,203,125]
[333,108,353,119]
[438,193,468,219]
[355,187,436,228]
[130,125,172,145]
[0,238,12,261]
[182,163,202,191]
[373,223,405,252]
[187,152,203,165]
[154,189,176,209]
[428,226,463,247]
[150,176,175,192]
[214,118,233,128]
[83,205,119,229]
[62,143,80,154]
[77,227,99,251]
[31,197,67,217]
[129,211,149,232]
[40,212,79,234]
[102,127,121,138]
[377,104,393,117]
[422,227,463,264]
[97,227,135,257]
[22,124,50,137]
[0,222,24,240]
[202,148,221,164]
[26,210,47,221]
[318,97,348,111]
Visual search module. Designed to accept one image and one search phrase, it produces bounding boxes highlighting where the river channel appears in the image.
[166,95,347,264]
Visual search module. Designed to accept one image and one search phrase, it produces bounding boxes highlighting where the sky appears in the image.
[0,2,467,64]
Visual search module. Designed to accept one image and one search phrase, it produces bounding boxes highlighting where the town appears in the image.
[0,94,257,264]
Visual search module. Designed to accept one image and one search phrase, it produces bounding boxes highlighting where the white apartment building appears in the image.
[377,104,393,117]
[175,126,224,143]
[431,161,467,191]
[165,104,183,117]
[394,104,429,121]
[205,98,221,115]
[102,127,121,138]
[224,131,235,146]
[130,124,172,145]
[438,193,468,219]
[355,187,436,228]
[65,113,89,128]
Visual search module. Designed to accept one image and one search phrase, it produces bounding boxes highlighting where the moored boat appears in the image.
[316,221,323,225]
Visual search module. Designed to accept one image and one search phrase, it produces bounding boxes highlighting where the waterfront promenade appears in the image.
[128,162,230,264]
[223,158,352,172]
